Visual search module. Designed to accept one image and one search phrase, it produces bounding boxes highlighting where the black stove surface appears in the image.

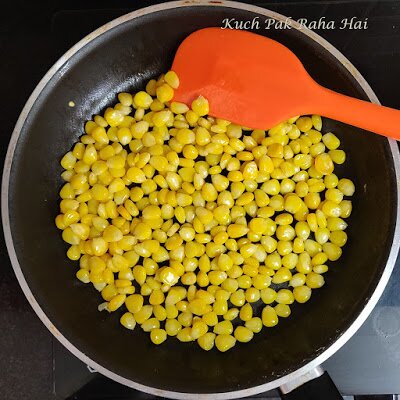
[1,1,400,399]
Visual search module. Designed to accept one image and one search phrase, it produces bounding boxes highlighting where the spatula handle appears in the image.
[315,85,400,140]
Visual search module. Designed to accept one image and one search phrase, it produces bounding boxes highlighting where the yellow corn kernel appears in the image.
[60,151,77,170]
[91,237,108,256]
[143,79,156,96]
[125,294,143,314]
[222,308,238,321]
[91,125,109,145]
[133,91,153,109]
[102,225,123,242]
[327,217,348,231]
[305,272,325,289]
[230,289,245,307]
[271,267,291,284]
[141,318,160,332]
[328,149,345,164]
[163,319,181,336]
[320,132,340,150]
[62,227,80,245]
[289,272,306,288]
[200,312,217,328]
[245,317,263,333]
[313,265,327,276]
[215,334,236,352]
[150,329,167,345]
[244,287,259,303]
[104,108,124,127]
[191,321,209,340]
[60,170,74,182]
[158,267,179,286]
[311,114,322,130]
[234,326,254,343]
[60,183,75,199]
[81,134,95,145]
[275,303,291,318]
[115,93,132,108]
[66,244,81,260]
[82,144,98,165]
[177,327,193,342]
[227,224,249,239]
[148,289,164,306]
[295,116,312,132]
[164,304,178,319]
[293,285,312,303]
[275,289,294,305]
[197,332,216,351]
[262,306,278,327]
[337,178,355,196]
[181,271,197,286]
[119,312,136,331]
[107,294,126,312]
[214,320,233,335]
[267,143,284,158]
[156,83,174,103]
[191,96,209,116]
[330,230,347,247]
[72,142,85,159]
[134,305,153,324]
[239,303,253,322]
[260,288,277,304]
[323,242,342,261]
[169,101,188,115]
[237,275,252,289]
[213,300,228,315]
[76,269,90,283]
[184,110,199,126]
[178,311,193,327]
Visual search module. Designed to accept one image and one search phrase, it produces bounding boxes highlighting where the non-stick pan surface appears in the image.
[2,1,400,398]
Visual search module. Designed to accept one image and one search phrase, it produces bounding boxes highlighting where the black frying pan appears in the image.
[2,1,400,399]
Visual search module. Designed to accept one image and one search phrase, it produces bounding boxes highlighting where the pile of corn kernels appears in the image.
[56,70,354,352]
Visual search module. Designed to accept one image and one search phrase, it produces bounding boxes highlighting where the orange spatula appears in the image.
[172,27,400,139]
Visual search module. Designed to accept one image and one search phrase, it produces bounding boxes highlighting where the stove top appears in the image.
[1,1,400,399]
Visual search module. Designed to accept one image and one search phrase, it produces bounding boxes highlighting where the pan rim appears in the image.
[2,1,400,398]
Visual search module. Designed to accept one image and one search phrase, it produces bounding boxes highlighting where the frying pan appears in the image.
[2,1,400,399]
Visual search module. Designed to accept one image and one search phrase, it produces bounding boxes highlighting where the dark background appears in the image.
[1,1,400,399]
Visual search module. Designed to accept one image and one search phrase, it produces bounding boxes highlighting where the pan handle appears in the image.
[279,366,342,400]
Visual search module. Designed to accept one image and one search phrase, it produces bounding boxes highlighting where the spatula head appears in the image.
[172,27,318,129]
